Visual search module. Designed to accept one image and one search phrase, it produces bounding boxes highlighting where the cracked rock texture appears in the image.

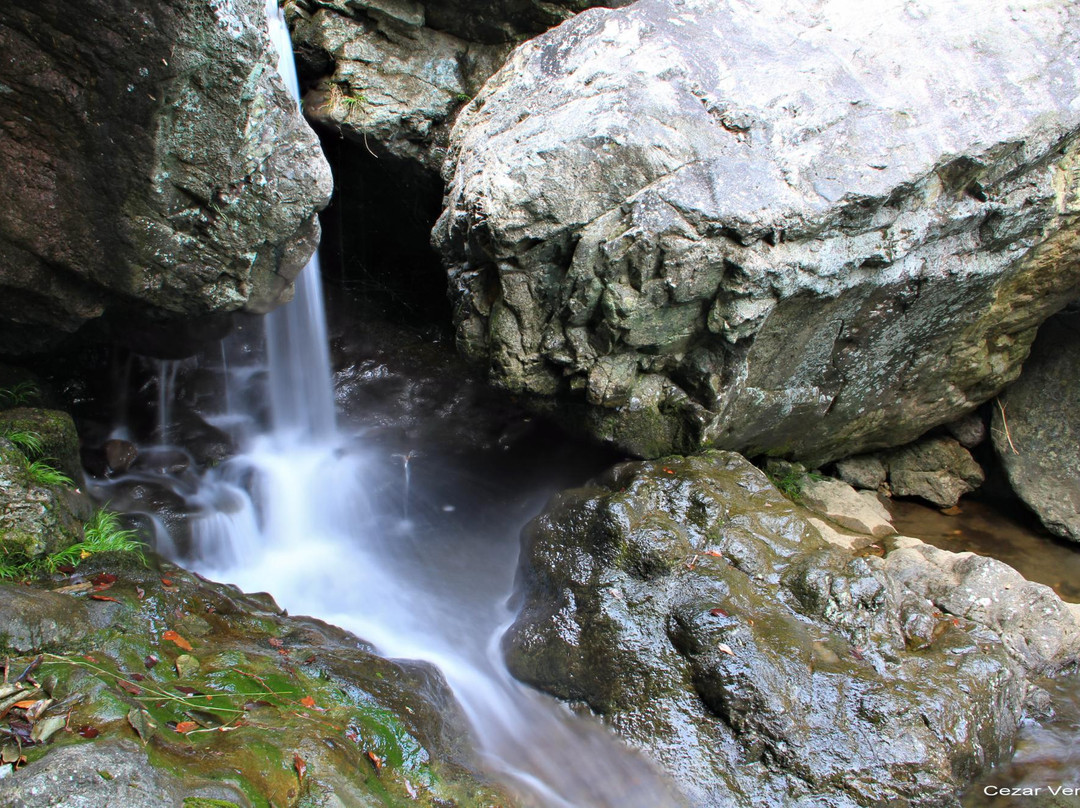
[0,0,333,354]
[434,0,1080,462]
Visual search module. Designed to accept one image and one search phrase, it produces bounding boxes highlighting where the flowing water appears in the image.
[84,5,1080,806]
[86,4,682,806]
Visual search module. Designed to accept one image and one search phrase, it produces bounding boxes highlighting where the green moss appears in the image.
[183,799,242,808]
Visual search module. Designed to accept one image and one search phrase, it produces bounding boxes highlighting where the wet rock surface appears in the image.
[0,738,250,808]
[505,452,1076,807]
[434,0,1080,462]
[0,564,509,807]
[992,308,1080,542]
[0,0,333,354]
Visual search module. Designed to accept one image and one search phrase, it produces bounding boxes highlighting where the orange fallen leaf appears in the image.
[662,467,675,474]
[90,595,120,602]
[268,638,284,648]
[12,700,37,709]
[118,680,142,695]
[709,608,728,618]
[366,751,383,770]
[174,721,197,734]
[705,550,723,558]
[294,753,307,782]
[161,577,173,586]
[162,630,193,651]
[300,696,316,709]
[82,654,98,663]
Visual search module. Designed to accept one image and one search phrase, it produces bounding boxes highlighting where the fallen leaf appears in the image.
[300,696,316,709]
[161,577,173,586]
[303,655,316,665]
[294,753,307,782]
[129,673,145,682]
[366,751,383,770]
[173,686,200,696]
[82,655,98,663]
[89,595,120,603]
[188,709,223,728]
[117,680,142,696]
[705,550,723,558]
[717,643,736,657]
[709,608,729,618]
[144,655,159,670]
[127,708,155,744]
[53,582,93,595]
[91,572,117,587]
[662,467,675,474]
[135,586,145,600]
[162,630,193,651]
[243,700,272,711]
[12,700,37,710]
[174,654,200,679]
[851,646,866,661]
[268,638,284,648]
[174,721,197,734]
[77,726,100,739]
[30,714,67,744]
[276,649,290,657]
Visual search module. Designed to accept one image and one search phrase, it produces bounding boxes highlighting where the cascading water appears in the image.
[91,4,683,806]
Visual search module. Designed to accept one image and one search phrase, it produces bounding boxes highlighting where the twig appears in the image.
[995,397,1019,454]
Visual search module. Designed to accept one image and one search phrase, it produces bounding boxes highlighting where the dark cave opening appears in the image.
[314,124,451,331]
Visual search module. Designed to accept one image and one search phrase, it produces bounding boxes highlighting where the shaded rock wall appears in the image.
[992,307,1080,542]
[434,0,1080,462]
[0,0,333,354]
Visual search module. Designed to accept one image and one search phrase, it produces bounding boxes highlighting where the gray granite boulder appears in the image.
[0,0,333,353]
[434,0,1080,462]
[992,308,1080,541]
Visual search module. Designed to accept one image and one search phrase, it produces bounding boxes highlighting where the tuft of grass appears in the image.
[5,429,43,457]
[767,469,825,503]
[1,509,146,580]
[0,381,41,408]
[24,458,73,488]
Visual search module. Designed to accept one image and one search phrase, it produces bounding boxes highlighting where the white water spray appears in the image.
[101,5,683,806]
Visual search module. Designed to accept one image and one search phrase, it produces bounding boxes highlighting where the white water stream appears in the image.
[95,5,683,806]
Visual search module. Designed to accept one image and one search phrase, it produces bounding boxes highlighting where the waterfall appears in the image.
[94,4,682,806]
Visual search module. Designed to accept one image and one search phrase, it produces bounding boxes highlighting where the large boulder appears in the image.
[0,0,333,354]
[505,452,1064,807]
[992,308,1080,541]
[434,0,1080,462]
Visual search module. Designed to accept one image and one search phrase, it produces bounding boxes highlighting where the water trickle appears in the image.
[90,4,683,806]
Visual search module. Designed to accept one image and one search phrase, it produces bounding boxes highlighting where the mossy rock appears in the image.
[0,564,512,807]
[0,406,83,483]
[0,439,89,561]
